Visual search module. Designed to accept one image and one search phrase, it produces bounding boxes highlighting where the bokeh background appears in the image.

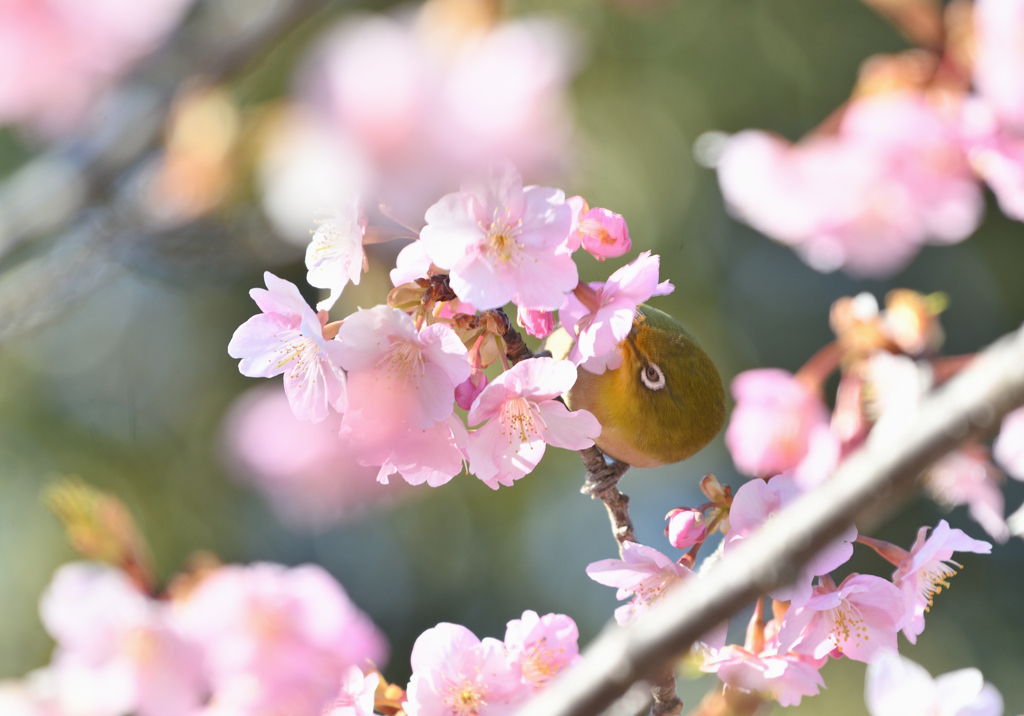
[1,0,1022,713]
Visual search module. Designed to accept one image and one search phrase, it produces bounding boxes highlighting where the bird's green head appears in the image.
[565,304,727,468]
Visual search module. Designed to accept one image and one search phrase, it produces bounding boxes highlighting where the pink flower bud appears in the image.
[455,371,489,411]
[576,208,631,260]
[516,307,555,339]
[666,509,706,549]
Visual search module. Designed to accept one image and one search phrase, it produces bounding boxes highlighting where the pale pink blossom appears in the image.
[222,386,410,530]
[561,195,589,253]
[419,162,576,311]
[404,623,527,716]
[777,574,906,662]
[306,199,368,311]
[865,651,1003,716]
[321,666,379,716]
[576,208,631,260]
[503,611,580,690]
[665,508,706,550]
[973,0,1024,133]
[336,305,470,431]
[890,520,991,644]
[586,541,693,625]
[516,308,555,339]
[175,563,387,716]
[228,272,347,423]
[925,448,1008,542]
[466,357,601,488]
[725,369,831,478]
[0,0,195,133]
[993,406,1024,481]
[558,251,674,372]
[961,99,1024,222]
[700,644,825,707]
[726,475,856,606]
[717,92,982,278]
[0,681,59,716]
[390,240,434,286]
[38,562,205,716]
[342,412,469,487]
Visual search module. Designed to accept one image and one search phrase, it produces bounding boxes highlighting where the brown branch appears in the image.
[579,446,681,716]
[517,322,1024,716]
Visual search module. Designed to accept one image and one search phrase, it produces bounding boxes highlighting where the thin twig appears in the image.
[517,322,1024,716]
[579,446,681,716]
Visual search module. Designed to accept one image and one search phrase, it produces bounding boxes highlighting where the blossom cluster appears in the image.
[579,288,1015,709]
[0,554,580,716]
[713,0,1024,278]
[229,161,666,494]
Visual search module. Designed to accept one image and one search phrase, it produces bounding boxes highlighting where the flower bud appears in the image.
[455,371,488,411]
[517,308,555,339]
[577,208,631,260]
[666,508,706,550]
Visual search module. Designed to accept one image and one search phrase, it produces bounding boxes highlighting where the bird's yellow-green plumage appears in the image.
[549,304,726,468]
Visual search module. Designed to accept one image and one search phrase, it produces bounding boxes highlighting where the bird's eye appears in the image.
[640,362,666,391]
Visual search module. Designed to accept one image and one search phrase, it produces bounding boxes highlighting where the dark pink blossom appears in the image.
[725,369,832,478]
[665,508,706,550]
[571,207,632,261]
[516,308,556,340]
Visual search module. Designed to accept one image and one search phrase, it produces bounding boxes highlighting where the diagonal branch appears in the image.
[518,321,1024,716]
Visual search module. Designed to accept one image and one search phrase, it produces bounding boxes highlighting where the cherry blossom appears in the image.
[700,643,825,707]
[342,413,469,487]
[391,240,434,286]
[888,520,991,644]
[228,272,347,423]
[321,666,379,716]
[865,651,1003,716]
[776,574,906,662]
[973,0,1024,133]
[558,251,674,372]
[503,611,580,690]
[586,541,693,625]
[38,562,205,716]
[725,475,856,606]
[516,308,555,340]
[306,198,368,311]
[993,406,1024,481]
[0,0,195,134]
[175,562,387,716]
[419,162,576,311]
[335,305,470,431]
[466,357,600,489]
[569,206,632,261]
[716,92,982,278]
[665,508,706,550]
[222,386,409,530]
[725,369,832,478]
[924,448,1008,542]
[454,372,489,412]
[404,623,527,716]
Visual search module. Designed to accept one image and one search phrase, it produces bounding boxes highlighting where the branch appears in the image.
[516,322,1024,716]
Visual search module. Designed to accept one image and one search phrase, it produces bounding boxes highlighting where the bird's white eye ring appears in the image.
[640,362,666,390]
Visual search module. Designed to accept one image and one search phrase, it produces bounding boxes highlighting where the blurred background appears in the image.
[0,0,1022,713]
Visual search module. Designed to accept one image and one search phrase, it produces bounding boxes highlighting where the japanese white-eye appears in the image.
[548,304,726,468]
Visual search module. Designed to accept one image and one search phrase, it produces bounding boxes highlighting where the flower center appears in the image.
[827,600,869,652]
[522,638,567,687]
[501,398,544,443]
[380,339,425,384]
[483,208,523,263]
[277,333,320,380]
[443,678,487,716]
[920,561,958,611]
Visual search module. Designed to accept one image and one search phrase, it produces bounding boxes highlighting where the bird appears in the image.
[545,304,726,468]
